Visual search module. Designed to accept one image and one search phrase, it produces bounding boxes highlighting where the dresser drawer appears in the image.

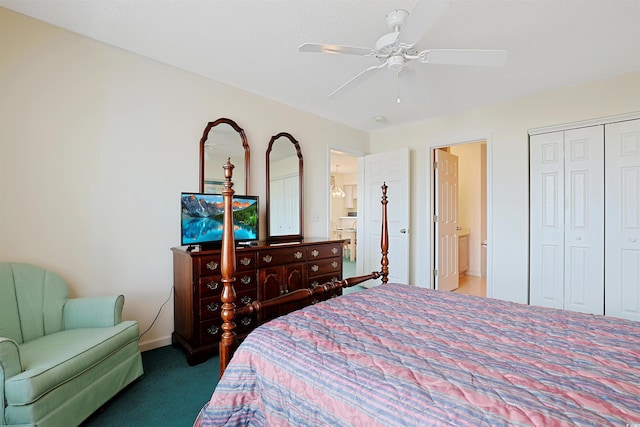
[198,312,257,345]
[199,272,256,297]
[236,253,257,271]
[197,256,222,276]
[308,273,341,288]
[308,243,342,260]
[199,289,257,320]
[307,257,341,277]
[258,247,307,267]
[197,253,256,277]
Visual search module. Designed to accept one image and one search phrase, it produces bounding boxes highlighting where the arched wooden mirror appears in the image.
[266,132,303,242]
[199,118,250,195]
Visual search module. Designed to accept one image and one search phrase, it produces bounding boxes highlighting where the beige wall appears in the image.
[0,9,369,350]
[370,71,640,303]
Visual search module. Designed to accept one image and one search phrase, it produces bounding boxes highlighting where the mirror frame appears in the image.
[199,118,250,195]
[266,132,304,242]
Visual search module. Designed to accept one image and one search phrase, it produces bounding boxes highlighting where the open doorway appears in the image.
[432,141,487,297]
[329,150,359,278]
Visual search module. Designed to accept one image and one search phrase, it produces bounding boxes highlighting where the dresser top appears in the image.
[171,237,345,255]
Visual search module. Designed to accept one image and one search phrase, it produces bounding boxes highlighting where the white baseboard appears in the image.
[465,270,482,278]
[139,335,172,352]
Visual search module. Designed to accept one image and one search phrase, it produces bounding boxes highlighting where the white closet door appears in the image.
[563,126,604,315]
[530,131,565,309]
[605,119,640,321]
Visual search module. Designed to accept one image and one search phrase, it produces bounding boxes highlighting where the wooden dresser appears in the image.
[171,238,344,364]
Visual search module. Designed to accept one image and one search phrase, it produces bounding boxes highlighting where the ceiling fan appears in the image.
[298,0,507,100]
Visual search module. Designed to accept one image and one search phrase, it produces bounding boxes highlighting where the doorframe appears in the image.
[427,133,494,297]
[327,145,365,269]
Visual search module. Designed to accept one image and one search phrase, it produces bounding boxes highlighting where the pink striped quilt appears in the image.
[194,283,640,426]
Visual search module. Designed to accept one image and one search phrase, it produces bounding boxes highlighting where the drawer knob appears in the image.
[331,247,338,254]
[206,281,219,291]
[206,261,219,271]
[294,251,303,259]
[311,265,319,272]
[206,302,219,312]
[240,317,251,326]
[241,276,252,285]
[207,325,219,335]
[240,295,252,305]
[240,257,252,266]
[331,261,338,268]
[262,255,273,263]
[311,281,319,287]
[311,299,319,304]
[311,250,319,257]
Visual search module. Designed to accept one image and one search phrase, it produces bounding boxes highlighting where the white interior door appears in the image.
[530,131,565,308]
[434,149,459,291]
[358,148,410,286]
[605,118,640,321]
[563,126,604,315]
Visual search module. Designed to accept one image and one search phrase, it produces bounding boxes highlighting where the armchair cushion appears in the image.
[5,321,139,407]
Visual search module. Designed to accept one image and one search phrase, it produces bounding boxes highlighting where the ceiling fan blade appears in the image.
[328,61,388,99]
[397,0,449,45]
[418,49,508,66]
[298,43,373,56]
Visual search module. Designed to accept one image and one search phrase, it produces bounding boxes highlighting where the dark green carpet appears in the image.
[82,345,219,426]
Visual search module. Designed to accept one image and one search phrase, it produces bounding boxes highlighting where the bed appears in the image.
[195,160,640,426]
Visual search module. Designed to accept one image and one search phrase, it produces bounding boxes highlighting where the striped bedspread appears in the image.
[195,283,640,426]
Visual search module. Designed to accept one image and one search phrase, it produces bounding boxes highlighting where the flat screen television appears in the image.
[181,192,259,248]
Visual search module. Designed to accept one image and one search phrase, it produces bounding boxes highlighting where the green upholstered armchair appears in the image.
[0,262,143,426]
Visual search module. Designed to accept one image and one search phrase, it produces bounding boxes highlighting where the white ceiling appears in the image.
[2,0,639,132]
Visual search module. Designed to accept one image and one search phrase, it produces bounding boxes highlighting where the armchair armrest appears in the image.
[0,337,22,378]
[63,295,124,329]
[1,337,22,425]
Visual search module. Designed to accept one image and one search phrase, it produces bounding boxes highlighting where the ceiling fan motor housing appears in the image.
[385,9,409,30]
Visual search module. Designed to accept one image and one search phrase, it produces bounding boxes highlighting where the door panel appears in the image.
[605,118,640,321]
[563,126,604,315]
[434,149,459,291]
[359,148,410,286]
[530,132,565,308]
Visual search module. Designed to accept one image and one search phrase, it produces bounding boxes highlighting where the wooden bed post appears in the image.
[219,159,237,377]
[380,182,389,284]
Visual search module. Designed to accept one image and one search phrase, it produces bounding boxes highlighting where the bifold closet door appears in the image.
[530,131,565,309]
[530,126,604,314]
[605,119,640,321]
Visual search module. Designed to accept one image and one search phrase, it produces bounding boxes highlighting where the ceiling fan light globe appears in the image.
[388,55,406,71]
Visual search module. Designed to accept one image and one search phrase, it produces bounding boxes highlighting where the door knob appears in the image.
[456,226,462,231]
[400,228,407,234]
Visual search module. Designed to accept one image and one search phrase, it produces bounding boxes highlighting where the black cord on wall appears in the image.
[139,285,174,340]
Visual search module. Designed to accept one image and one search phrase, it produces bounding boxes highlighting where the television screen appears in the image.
[181,192,259,247]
